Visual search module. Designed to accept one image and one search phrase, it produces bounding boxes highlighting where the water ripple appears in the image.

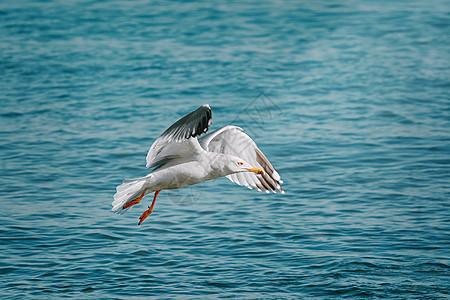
[1,0,449,298]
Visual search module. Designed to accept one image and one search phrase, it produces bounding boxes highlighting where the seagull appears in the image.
[112,104,284,225]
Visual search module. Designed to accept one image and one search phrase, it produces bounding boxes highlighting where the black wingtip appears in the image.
[160,104,213,141]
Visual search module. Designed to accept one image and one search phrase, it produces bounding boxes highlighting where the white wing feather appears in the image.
[146,105,212,169]
[200,126,284,193]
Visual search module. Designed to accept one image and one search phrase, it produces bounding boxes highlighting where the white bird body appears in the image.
[146,152,240,190]
[112,104,284,224]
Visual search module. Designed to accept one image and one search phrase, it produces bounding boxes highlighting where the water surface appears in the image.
[1,0,449,298]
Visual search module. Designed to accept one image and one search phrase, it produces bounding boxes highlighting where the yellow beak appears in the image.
[247,167,265,175]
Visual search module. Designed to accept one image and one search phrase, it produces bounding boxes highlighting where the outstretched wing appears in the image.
[199,125,284,193]
[146,104,212,169]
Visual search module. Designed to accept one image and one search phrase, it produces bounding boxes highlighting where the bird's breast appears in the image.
[151,161,211,190]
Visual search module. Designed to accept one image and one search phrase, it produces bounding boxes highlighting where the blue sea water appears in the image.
[1,0,449,298]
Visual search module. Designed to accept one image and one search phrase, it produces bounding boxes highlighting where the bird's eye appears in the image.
[237,162,243,166]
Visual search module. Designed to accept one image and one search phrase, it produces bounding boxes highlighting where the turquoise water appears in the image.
[1,0,449,298]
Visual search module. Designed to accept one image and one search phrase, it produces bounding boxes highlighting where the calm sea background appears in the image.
[1,0,449,298]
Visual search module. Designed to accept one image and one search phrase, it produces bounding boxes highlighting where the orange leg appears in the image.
[123,190,146,209]
[138,190,161,225]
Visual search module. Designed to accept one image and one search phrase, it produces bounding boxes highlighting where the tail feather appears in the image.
[112,176,150,214]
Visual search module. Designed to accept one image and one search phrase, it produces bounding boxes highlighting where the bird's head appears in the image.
[225,155,265,176]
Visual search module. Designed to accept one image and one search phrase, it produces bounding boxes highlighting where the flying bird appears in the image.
[112,104,284,224]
